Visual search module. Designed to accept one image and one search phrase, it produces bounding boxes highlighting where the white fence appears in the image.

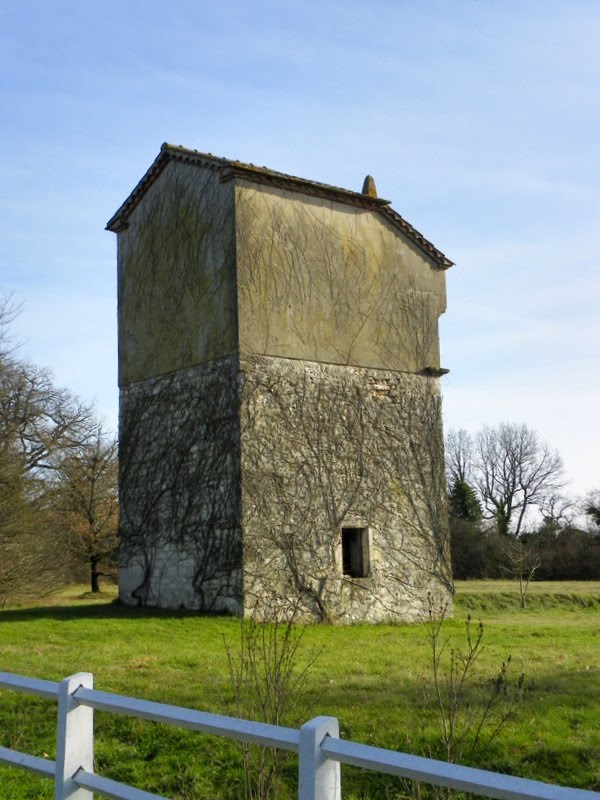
[0,670,598,800]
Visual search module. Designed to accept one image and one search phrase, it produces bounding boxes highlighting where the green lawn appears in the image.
[1,582,599,798]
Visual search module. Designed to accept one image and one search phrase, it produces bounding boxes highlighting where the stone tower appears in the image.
[107,143,454,622]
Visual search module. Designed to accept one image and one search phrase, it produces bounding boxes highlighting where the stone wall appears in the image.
[118,355,243,611]
[240,354,452,623]
[118,352,452,621]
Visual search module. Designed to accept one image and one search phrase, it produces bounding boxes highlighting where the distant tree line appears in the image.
[0,294,118,603]
[446,424,600,581]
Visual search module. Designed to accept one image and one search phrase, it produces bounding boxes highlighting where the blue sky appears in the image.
[1,0,598,498]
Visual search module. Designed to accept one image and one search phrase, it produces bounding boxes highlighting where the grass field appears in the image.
[0,581,599,798]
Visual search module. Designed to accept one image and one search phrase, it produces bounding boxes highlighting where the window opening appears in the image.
[341,527,369,578]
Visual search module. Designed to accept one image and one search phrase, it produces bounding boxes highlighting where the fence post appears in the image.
[299,716,341,800]
[55,673,94,800]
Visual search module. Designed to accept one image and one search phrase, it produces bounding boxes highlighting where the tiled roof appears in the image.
[106,143,453,269]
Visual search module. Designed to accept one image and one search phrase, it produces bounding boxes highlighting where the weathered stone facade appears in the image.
[241,355,451,623]
[118,356,243,612]
[109,144,454,622]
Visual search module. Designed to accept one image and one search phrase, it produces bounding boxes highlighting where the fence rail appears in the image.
[0,670,598,800]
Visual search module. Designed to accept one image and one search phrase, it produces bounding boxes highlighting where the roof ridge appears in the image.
[106,144,453,268]
[160,143,392,206]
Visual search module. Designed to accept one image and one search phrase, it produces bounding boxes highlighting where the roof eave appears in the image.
[106,146,171,232]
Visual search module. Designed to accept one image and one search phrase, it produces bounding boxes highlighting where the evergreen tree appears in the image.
[449,478,482,522]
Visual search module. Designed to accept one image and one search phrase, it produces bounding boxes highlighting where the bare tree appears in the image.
[0,293,98,600]
[584,490,600,529]
[445,428,474,485]
[422,596,524,786]
[0,292,22,359]
[503,538,541,608]
[0,358,93,478]
[538,492,576,530]
[474,423,565,537]
[53,425,119,592]
[224,601,320,800]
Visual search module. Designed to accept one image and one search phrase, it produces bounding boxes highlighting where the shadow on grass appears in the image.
[0,601,234,624]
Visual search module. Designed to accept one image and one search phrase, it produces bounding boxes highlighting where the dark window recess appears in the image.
[342,528,369,578]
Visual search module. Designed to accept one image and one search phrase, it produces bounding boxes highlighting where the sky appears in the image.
[1,0,598,499]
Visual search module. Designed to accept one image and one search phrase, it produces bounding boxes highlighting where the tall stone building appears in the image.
[107,143,454,622]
